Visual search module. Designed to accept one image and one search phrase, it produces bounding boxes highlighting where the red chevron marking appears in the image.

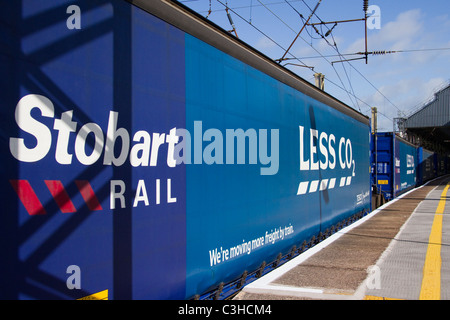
[45,180,77,213]
[10,180,46,215]
[75,180,103,211]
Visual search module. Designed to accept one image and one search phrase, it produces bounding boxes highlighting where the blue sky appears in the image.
[180,0,450,131]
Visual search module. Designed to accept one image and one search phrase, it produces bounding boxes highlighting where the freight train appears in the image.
[0,0,448,300]
[371,132,450,203]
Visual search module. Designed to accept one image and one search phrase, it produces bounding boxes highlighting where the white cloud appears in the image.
[436,14,450,28]
[366,77,446,131]
[255,36,277,50]
[333,7,449,131]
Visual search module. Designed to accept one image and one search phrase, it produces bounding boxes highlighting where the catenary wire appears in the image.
[190,0,395,121]
[287,0,403,116]
[256,0,362,111]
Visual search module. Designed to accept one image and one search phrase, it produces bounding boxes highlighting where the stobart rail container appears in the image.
[0,0,370,299]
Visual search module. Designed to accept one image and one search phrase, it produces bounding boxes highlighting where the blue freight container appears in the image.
[0,0,371,299]
[435,153,447,176]
[371,133,394,199]
[371,133,417,200]
[417,147,435,185]
[445,155,450,174]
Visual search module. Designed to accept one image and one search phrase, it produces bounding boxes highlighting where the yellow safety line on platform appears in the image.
[364,295,403,300]
[419,183,450,300]
[77,289,108,300]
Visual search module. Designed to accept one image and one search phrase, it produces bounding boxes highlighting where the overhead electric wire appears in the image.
[279,0,362,111]
[325,76,392,122]
[196,0,304,14]
[251,0,358,110]
[215,0,312,70]
[393,47,450,53]
[196,0,396,121]
[311,17,362,112]
[295,0,362,112]
[287,0,404,116]
[219,0,376,115]
[282,47,450,59]
[293,0,446,117]
[284,0,322,41]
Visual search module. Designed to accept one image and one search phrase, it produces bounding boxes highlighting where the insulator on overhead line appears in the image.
[372,50,397,55]
[363,0,369,13]
[227,11,235,28]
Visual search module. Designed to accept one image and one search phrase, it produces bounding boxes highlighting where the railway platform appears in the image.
[234,175,450,300]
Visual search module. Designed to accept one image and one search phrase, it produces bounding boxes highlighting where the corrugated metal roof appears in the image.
[406,85,450,128]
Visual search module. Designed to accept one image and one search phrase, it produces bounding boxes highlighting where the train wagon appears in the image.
[434,153,448,177]
[371,132,417,200]
[0,0,371,299]
[417,147,435,185]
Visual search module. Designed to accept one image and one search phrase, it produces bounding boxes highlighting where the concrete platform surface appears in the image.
[234,176,450,300]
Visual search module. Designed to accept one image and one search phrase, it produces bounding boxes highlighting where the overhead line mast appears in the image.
[305,0,370,64]
[275,0,322,63]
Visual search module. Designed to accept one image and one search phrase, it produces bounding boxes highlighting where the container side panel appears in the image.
[397,140,417,195]
[185,35,370,298]
[372,134,393,200]
[0,0,187,300]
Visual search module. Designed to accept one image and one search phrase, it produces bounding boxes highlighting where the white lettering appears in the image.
[167,178,177,203]
[328,134,336,169]
[299,126,309,170]
[319,131,328,170]
[166,128,179,167]
[74,122,104,165]
[103,111,130,166]
[149,133,165,167]
[130,131,151,167]
[10,94,54,162]
[110,180,126,209]
[346,138,353,169]
[54,110,77,164]
[9,96,280,175]
[133,179,149,207]
[339,137,346,169]
[298,125,353,173]
[156,179,160,205]
[310,129,319,170]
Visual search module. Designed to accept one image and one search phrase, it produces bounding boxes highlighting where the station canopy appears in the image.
[405,84,450,154]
